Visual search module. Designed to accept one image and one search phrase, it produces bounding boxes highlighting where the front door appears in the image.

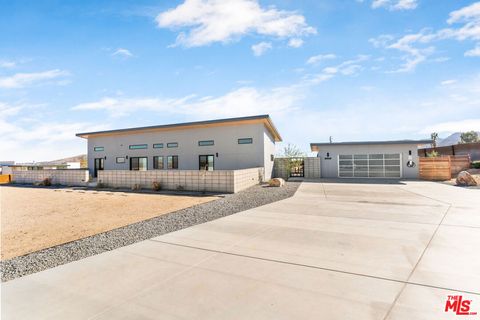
[199,155,214,171]
[94,158,104,178]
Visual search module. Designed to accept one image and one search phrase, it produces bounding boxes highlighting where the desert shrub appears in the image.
[96,182,106,189]
[471,161,480,169]
[152,181,161,191]
[426,150,439,157]
[131,184,141,191]
[40,178,52,186]
[176,185,185,191]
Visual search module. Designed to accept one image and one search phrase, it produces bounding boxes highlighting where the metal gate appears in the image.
[289,158,304,177]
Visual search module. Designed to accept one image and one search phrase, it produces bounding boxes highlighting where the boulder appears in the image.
[268,178,286,187]
[456,171,478,186]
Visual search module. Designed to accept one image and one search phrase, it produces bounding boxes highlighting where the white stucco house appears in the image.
[76,115,282,180]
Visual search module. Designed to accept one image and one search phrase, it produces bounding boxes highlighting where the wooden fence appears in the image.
[419,155,471,181]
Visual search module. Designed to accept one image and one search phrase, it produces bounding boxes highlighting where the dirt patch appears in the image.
[0,186,217,260]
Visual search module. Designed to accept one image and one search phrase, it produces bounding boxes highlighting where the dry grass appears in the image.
[0,186,217,260]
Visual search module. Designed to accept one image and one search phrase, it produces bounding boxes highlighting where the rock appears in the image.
[268,178,286,187]
[456,171,478,186]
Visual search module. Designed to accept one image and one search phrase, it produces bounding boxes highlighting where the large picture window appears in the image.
[167,156,178,169]
[153,156,164,169]
[130,157,147,171]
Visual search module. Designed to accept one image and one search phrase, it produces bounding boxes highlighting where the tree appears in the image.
[460,131,479,144]
[281,143,305,158]
[430,132,439,148]
[279,144,305,179]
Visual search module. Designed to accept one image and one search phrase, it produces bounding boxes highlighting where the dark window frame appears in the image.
[198,140,214,146]
[167,155,178,169]
[116,157,125,164]
[199,154,215,171]
[129,144,148,150]
[153,156,164,169]
[130,157,148,171]
[167,142,178,148]
[153,143,164,149]
[238,138,253,144]
[94,146,104,151]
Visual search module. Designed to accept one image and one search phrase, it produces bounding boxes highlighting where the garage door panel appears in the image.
[338,153,401,178]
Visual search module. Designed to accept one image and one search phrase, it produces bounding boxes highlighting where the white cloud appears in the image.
[306,53,336,65]
[0,60,16,68]
[368,34,394,48]
[420,119,480,135]
[288,38,304,48]
[112,48,133,58]
[447,2,480,25]
[156,0,316,47]
[251,41,272,56]
[371,0,418,11]
[0,69,69,89]
[441,79,457,86]
[465,43,480,56]
[72,86,302,119]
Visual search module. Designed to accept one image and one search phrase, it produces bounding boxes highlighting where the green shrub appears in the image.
[426,150,439,157]
[41,178,52,186]
[471,161,480,169]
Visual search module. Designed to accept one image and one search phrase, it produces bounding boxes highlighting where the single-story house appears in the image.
[76,115,282,180]
[311,140,432,179]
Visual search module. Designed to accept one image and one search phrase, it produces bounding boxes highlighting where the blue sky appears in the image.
[1,0,479,162]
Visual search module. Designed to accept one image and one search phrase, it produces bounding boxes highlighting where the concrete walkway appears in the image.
[2,180,479,319]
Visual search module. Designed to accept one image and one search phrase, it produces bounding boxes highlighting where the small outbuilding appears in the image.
[310,140,432,179]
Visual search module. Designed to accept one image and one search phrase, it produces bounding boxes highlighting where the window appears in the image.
[129,144,148,150]
[199,155,214,171]
[198,140,214,146]
[153,156,164,169]
[238,138,253,144]
[130,157,147,171]
[167,156,178,169]
[167,142,178,148]
[116,157,125,164]
[94,146,104,151]
[153,143,163,149]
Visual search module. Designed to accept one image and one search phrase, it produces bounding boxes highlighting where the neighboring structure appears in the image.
[76,115,282,180]
[418,142,480,161]
[311,140,432,179]
[273,157,321,180]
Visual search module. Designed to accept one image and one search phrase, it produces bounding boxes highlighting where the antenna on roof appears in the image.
[329,136,333,143]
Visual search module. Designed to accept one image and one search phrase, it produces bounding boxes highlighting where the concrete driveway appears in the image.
[2,180,479,319]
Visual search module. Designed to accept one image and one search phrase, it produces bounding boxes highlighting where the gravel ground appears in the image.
[1,182,300,282]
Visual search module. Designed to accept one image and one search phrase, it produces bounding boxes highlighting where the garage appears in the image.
[310,140,432,179]
[338,153,401,178]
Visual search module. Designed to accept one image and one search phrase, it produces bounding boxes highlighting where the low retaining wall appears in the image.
[12,170,89,186]
[98,167,264,193]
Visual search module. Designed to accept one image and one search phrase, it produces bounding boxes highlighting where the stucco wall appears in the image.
[316,144,420,179]
[97,167,263,193]
[263,128,276,180]
[12,170,89,186]
[87,123,273,177]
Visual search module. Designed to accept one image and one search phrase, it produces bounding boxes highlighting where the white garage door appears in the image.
[338,154,402,178]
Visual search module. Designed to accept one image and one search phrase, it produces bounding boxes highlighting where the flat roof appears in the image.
[76,114,282,142]
[310,139,432,152]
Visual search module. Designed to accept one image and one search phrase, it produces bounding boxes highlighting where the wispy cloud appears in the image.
[369,2,480,72]
[0,69,69,89]
[251,42,272,56]
[0,60,16,68]
[72,86,302,119]
[371,0,418,11]
[112,48,134,58]
[441,79,457,86]
[465,43,480,57]
[156,0,316,48]
[306,53,336,65]
[420,119,480,134]
[288,38,304,48]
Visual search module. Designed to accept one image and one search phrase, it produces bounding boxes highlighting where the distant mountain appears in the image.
[437,132,480,147]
